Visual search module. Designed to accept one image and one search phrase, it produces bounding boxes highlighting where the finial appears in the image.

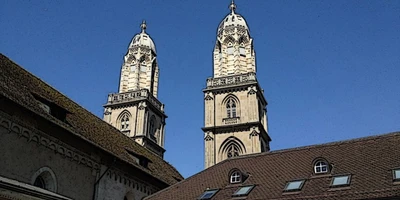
[140,20,147,33]
[229,0,236,13]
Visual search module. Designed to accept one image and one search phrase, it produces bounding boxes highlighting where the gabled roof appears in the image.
[146,132,400,199]
[0,54,183,185]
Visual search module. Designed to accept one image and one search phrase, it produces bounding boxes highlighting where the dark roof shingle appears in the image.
[0,54,183,185]
[146,132,400,199]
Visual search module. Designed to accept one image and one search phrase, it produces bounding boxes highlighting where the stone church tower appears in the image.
[202,1,271,168]
[104,21,166,157]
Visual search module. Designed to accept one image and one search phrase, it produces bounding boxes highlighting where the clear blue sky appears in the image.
[1,0,399,178]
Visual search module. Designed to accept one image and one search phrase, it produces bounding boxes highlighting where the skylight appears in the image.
[331,175,351,187]
[393,169,400,181]
[232,185,255,197]
[199,189,218,200]
[284,180,305,191]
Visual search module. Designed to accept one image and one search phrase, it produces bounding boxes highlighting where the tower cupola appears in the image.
[217,1,250,39]
[119,21,160,97]
[129,21,157,54]
[213,0,255,78]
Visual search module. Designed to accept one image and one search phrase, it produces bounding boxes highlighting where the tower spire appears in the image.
[141,20,147,33]
[229,0,236,13]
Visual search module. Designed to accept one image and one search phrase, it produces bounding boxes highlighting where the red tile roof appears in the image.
[0,54,183,186]
[146,132,400,199]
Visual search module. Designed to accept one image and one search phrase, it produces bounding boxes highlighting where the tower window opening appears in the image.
[239,47,246,57]
[226,99,237,118]
[227,144,240,158]
[227,46,234,55]
[120,114,130,132]
[140,65,146,72]
[149,115,157,142]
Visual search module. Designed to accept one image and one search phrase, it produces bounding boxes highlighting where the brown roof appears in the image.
[146,132,400,200]
[0,54,183,185]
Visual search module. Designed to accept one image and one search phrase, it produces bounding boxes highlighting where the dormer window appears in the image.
[32,93,68,122]
[230,171,241,184]
[38,102,51,114]
[314,160,329,174]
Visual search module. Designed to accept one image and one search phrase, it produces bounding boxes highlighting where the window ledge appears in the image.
[223,117,240,125]
[328,186,351,192]
[282,191,302,195]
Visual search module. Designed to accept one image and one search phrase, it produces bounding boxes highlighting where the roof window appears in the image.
[393,169,400,181]
[331,175,351,187]
[198,189,218,200]
[284,180,305,192]
[32,93,69,122]
[125,149,149,168]
[232,185,255,197]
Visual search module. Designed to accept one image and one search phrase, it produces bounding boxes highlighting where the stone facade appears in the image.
[103,22,166,158]
[0,110,97,200]
[0,101,167,200]
[0,54,183,200]
[203,2,271,168]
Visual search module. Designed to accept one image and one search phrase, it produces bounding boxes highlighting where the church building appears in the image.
[0,21,181,200]
[103,21,166,158]
[203,0,271,168]
[145,2,400,200]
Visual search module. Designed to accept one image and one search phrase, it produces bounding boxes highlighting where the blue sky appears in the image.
[1,0,399,178]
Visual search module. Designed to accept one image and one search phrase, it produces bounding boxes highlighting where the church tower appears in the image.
[104,21,166,157]
[203,1,271,168]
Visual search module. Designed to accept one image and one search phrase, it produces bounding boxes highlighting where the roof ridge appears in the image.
[224,131,400,161]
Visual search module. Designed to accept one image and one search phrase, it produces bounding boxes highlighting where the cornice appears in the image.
[202,121,271,141]
[106,168,159,196]
[0,111,100,171]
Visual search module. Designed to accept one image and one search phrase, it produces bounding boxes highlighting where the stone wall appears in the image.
[0,112,98,200]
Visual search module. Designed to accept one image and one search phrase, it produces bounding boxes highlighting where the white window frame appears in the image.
[230,171,241,184]
[314,161,328,174]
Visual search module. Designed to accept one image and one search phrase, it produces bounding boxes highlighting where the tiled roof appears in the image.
[0,54,183,185]
[146,132,400,199]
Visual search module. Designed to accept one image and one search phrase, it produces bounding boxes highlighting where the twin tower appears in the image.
[103,1,271,168]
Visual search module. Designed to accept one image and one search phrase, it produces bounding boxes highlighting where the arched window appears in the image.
[31,167,57,192]
[314,160,329,174]
[226,99,237,118]
[219,137,246,161]
[121,115,130,131]
[118,111,131,134]
[227,144,240,158]
[33,176,45,189]
[149,115,157,142]
[230,171,242,183]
